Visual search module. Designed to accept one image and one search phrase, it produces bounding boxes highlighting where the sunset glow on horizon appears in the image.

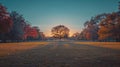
[44,29,80,37]
[0,0,119,36]
[0,1,120,66]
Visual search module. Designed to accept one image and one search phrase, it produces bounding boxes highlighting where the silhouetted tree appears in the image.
[51,25,70,39]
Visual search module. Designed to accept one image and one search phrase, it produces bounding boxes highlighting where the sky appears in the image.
[0,0,119,36]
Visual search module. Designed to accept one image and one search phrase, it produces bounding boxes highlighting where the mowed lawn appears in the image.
[0,41,120,57]
[0,42,49,57]
[75,42,120,50]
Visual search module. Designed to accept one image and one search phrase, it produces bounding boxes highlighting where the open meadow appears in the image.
[0,41,120,67]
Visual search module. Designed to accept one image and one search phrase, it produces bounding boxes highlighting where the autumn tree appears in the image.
[82,12,119,41]
[24,25,45,40]
[10,11,26,41]
[27,27,38,40]
[0,4,13,33]
[80,13,109,41]
[33,27,45,40]
[0,4,45,42]
[78,30,86,40]
[0,4,13,42]
[85,24,98,40]
[51,25,70,39]
[23,24,31,40]
[98,12,120,41]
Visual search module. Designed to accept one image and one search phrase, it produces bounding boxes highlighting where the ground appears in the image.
[0,41,120,67]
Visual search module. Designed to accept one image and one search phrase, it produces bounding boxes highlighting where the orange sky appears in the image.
[44,29,81,37]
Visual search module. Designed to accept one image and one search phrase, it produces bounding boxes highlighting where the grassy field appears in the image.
[0,41,120,67]
[0,41,120,57]
[0,42,49,57]
[75,42,120,50]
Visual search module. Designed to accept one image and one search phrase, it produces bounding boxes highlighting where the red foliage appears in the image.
[0,4,13,33]
[23,25,38,39]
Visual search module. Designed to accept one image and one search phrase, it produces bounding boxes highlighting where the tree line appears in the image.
[53,2,120,42]
[0,2,120,42]
[0,4,45,42]
[71,2,120,42]
[72,12,120,42]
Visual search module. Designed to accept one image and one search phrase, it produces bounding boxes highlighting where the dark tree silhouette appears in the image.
[51,25,70,39]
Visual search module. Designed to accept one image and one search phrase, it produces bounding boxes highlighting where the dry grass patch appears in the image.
[75,42,120,50]
[0,42,49,57]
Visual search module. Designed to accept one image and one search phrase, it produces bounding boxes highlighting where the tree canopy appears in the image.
[0,4,13,33]
[51,25,70,39]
